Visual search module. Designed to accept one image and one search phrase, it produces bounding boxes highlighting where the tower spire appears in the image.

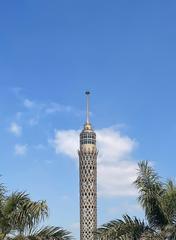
[85,91,90,124]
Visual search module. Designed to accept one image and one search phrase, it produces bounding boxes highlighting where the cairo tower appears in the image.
[78,92,98,240]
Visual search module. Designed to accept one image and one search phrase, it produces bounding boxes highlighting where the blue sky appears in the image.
[1,0,176,239]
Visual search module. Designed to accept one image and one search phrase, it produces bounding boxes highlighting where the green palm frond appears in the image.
[29,226,72,240]
[20,198,48,224]
[134,161,167,228]
[140,231,165,240]
[3,192,29,216]
[0,180,72,240]
[0,181,6,211]
[161,180,176,224]
[96,214,150,240]
[163,224,176,239]
[97,219,121,240]
[3,192,48,232]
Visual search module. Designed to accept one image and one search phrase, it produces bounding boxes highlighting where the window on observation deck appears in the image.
[80,133,96,145]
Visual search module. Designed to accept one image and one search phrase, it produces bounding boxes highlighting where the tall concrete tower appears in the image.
[79,92,98,240]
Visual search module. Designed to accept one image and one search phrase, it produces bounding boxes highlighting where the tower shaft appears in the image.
[79,92,97,240]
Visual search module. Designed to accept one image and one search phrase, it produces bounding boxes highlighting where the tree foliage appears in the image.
[0,183,72,240]
[97,161,176,240]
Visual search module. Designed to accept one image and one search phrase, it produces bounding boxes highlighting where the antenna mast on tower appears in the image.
[85,91,90,124]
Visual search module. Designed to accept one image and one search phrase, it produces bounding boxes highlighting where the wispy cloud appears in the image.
[52,126,138,197]
[45,102,72,114]
[24,99,34,108]
[9,122,22,136]
[11,89,82,127]
[14,144,27,156]
[108,202,142,216]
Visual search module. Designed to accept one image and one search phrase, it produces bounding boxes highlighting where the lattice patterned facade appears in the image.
[79,120,98,240]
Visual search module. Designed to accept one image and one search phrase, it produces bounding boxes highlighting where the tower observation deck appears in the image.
[78,92,98,240]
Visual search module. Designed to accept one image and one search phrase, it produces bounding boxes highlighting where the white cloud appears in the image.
[53,130,79,159]
[14,144,27,156]
[21,96,81,127]
[108,202,142,215]
[9,122,22,136]
[52,127,138,197]
[24,99,34,108]
[45,102,72,114]
[98,162,137,197]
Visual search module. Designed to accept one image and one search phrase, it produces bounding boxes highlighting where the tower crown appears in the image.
[80,91,96,143]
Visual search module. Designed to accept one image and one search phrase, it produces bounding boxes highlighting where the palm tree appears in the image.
[96,214,152,240]
[0,185,72,240]
[97,161,176,240]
